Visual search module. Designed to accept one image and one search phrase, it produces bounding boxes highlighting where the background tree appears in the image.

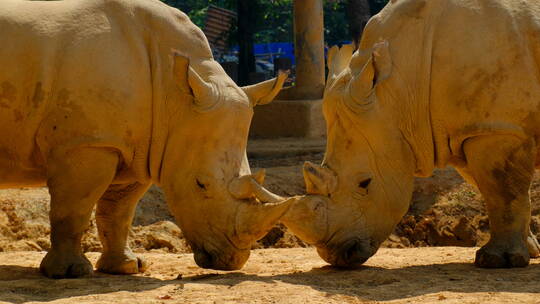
[346,0,371,48]
[160,0,389,85]
[236,0,259,85]
[161,0,389,46]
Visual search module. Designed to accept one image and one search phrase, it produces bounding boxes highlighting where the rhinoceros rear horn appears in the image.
[303,161,337,196]
[173,54,222,112]
[241,70,288,107]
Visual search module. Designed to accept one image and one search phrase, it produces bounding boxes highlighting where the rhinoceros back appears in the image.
[423,0,540,144]
[0,0,203,187]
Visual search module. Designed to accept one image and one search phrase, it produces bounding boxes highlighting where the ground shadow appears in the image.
[1,261,539,302]
[176,262,540,302]
[0,265,183,303]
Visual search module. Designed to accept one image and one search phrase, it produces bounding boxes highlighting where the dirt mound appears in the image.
[385,169,540,249]
[1,247,539,303]
[383,168,491,248]
[0,186,191,254]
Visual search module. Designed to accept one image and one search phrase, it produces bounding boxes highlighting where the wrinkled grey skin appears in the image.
[283,0,540,268]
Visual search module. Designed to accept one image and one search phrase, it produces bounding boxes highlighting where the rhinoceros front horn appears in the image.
[229,170,295,242]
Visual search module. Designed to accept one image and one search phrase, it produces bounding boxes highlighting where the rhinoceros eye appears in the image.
[356,178,372,196]
[358,178,371,189]
[195,178,207,191]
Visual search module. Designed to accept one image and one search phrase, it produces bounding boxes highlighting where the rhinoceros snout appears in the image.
[317,239,373,268]
[193,247,214,269]
[193,247,249,271]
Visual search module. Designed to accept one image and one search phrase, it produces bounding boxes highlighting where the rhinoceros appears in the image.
[0,0,292,278]
[282,0,540,268]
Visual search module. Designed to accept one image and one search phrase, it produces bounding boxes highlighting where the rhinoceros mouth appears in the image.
[316,237,374,268]
[192,240,249,270]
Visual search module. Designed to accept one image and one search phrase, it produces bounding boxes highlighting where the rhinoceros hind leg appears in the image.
[462,135,535,268]
[41,148,119,278]
[95,182,150,274]
[475,238,529,268]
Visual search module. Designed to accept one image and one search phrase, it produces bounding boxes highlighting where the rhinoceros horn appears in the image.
[229,169,287,204]
[303,161,338,196]
[229,169,295,242]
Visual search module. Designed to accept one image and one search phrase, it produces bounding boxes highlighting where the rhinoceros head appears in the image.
[159,55,292,270]
[282,42,417,267]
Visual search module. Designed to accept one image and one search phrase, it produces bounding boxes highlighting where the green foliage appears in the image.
[161,0,389,44]
[161,0,235,27]
[251,0,352,45]
[324,1,349,45]
[253,0,293,43]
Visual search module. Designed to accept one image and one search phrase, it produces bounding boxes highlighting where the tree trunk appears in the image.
[237,0,256,86]
[346,0,371,49]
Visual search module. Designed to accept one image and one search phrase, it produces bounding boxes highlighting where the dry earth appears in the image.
[2,138,540,302]
[1,247,539,303]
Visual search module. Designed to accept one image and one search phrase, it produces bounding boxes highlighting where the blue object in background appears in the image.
[230,42,295,64]
[253,42,295,64]
[224,41,352,77]
[252,41,352,64]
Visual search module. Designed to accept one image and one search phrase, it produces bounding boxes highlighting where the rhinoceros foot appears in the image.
[474,241,529,268]
[39,251,93,279]
[96,252,147,274]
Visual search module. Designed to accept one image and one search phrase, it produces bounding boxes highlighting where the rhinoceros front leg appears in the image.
[95,182,150,274]
[461,135,535,268]
[40,148,118,278]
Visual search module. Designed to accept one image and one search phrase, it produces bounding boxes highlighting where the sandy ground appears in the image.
[2,138,540,303]
[0,247,539,304]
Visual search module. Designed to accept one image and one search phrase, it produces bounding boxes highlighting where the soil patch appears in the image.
[0,247,539,303]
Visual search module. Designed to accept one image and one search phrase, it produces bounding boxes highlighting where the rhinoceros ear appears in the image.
[241,70,288,107]
[327,44,354,86]
[173,53,221,112]
[347,40,392,107]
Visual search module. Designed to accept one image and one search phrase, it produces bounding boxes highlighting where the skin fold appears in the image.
[0,0,292,278]
[282,0,540,268]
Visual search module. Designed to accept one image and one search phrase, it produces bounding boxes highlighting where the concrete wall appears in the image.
[249,99,326,138]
